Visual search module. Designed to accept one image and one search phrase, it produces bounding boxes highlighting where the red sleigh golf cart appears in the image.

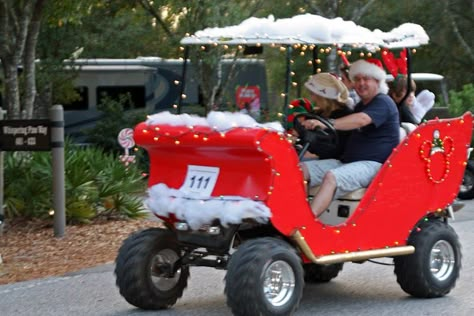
[114,14,472,316]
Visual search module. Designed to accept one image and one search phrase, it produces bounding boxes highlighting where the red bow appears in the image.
[382,48,407,78]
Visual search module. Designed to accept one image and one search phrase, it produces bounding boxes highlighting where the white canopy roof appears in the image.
[180,14,429,49]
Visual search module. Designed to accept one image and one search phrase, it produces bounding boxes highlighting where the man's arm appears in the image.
[332,112,372,130]
[303,112,372,131]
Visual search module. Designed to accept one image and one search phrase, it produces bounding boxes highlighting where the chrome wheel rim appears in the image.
[150,249,181,291]
[263,260,296,307]
[430,240,455,281]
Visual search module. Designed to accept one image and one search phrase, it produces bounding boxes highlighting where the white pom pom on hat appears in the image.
[349,58,389,94]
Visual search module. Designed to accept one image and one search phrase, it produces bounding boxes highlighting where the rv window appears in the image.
[65,86,89,110]
[96,86,145,109]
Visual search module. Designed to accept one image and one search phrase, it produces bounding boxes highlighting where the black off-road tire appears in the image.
[394,219,461,298]
[225,238,304,316]
[303,263,344,283]
[115,228,189,310]
[458,160,474,200]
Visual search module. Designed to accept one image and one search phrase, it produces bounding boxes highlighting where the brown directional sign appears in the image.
[0,120,51,151]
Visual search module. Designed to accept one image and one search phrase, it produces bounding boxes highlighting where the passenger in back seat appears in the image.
[388,75,418,125]
[388,75,435,125]
[340,64,360,108]
[300,58,400,218]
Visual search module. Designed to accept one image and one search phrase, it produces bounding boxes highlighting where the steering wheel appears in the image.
[292,113,339,160]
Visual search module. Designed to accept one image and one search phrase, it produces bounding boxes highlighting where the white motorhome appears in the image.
[63,57,268,139]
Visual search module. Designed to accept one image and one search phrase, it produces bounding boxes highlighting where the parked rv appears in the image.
[63,57,268,140]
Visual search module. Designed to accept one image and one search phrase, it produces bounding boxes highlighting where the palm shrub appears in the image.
[64,146,100,222]
[3,152,51,218]
[3,141,147,223]
[85,147,147,219]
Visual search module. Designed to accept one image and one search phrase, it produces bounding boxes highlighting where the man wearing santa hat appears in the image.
[301,58,400,218]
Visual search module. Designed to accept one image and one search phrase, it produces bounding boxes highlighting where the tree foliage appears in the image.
[1,0,473,119]
[360,0,473,90]
[136,0,266,111]
[448,83,474,117]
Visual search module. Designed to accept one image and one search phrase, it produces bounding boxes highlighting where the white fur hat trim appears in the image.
[349,59,386,82]
[349,59,389,94]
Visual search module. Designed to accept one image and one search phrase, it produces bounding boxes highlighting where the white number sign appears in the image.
[180,165,220,196]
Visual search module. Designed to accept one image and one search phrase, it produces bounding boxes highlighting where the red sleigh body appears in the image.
[134,112,472,258]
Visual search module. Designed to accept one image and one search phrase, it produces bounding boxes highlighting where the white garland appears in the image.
[146,110,284,133]
[146,183,272,230]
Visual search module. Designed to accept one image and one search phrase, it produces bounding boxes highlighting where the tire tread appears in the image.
[394,220,461,298]
[115,228,189,310]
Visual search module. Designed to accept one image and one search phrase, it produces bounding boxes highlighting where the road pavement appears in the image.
[1,201,474,315]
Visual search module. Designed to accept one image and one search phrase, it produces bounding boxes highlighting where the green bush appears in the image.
[3,142,147,223]
[84,93,150,173]
[85,94,147,153]
[448,83,474,117]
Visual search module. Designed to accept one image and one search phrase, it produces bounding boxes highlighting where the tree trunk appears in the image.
[0,1,36,119]
[2,58,21,119]
[23,0,46,119]
[34,81,52,119]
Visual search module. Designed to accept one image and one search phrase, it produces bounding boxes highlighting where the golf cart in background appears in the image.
[386,72,450,120]
[114,14,473,316]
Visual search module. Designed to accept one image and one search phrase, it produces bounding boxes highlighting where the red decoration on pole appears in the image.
[339,50,350,66]
[382,48,408,78]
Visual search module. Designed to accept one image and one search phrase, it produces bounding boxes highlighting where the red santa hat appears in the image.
[349,58,389,94]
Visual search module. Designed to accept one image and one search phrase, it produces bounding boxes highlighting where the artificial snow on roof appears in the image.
[181,14,429,49]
